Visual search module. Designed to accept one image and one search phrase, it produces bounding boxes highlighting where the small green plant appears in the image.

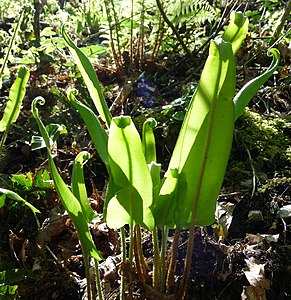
[162,82,198,122]
[0,268,34,299]
[32,11,280,299]
[10,169,54,197]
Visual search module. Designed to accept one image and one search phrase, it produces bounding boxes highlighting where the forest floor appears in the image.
[0,36,290,300]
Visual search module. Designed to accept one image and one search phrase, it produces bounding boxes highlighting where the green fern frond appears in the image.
[166,0,216,25]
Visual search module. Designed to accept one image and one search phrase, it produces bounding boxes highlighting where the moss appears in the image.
[235,109,290,170]
[258,176,291,194]
[224,109,290,189]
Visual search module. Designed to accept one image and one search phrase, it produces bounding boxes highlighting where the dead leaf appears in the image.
[246,233,263,245]
[20,239,29,265]
[215,201,236,237]
[243,257,270,289]
[102,256,121,281]
[39,207,70,242]
[278,204,291,219]
[259,234,280,243]
[241,285,267,300]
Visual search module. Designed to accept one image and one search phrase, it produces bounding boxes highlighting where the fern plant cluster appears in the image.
[98,0,219,71]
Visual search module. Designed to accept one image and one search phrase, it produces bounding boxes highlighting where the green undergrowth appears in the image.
[225,109,290,189]
[258,175,291,194]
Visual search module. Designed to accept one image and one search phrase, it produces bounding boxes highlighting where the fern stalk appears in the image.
[166,228,180,293]
[155,0,192,58]
[159,226,168,292]
[134,225,148,283]
[178,224,196,299]
[138,0,146,68]
[152,227,160,289]
[104,0,123,72]
[95,259,104,300]
[151,14,164,61]
[0,10,24,88]
[120,227,126,300]
[130,0,134,64]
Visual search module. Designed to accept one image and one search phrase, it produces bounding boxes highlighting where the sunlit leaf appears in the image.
[72,151,95,223]
[107,116,154,230]
[0,66,29,132]
[222,11,248,55]
[80,45,107,57]
[142,118,158,164]
[46,123,67,139]
[30,136,46,151]
[148,161,162,202]
[34,169,54,189]
[153,167,178,227]
[160,39,236,228]
[30,123,67,151]
[11,172,33,189]
[61,26,112,127]
[0,194,6,208]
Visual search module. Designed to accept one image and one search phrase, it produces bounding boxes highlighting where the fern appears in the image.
[100,0,162,68]
[99,0,218,69]
[166,0,217,25]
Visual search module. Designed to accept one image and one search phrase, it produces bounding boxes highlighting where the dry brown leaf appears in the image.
[39,207,70,242]
[243,257,270,289]
[241,285,267,300]
[246,233,263,245]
